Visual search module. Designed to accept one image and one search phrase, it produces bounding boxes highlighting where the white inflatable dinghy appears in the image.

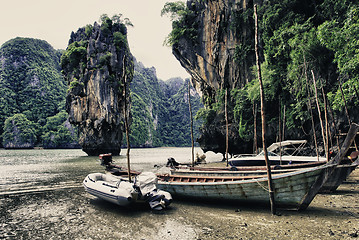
[83,172,172,210]
[83,173,135,206]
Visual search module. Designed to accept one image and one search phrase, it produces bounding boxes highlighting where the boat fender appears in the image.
[348,151,359,162]
[274,165,282,170]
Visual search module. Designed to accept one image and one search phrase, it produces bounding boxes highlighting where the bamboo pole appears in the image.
[188,81,195,167]
[254,4,276,215]
[282,105,286,142]
[225,88,229,166]
[122,56,131,182]
[253,102,258,155]
[321,87,330,161]
[311,70,328,160]
[303,54,319,160]
[339,79,358,150]
[278,99,282,164]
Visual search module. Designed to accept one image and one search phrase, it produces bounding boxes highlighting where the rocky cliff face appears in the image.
[173,0,258,154]
[172,0,359,156]
[62,19,134,156]
[173,0,256,95]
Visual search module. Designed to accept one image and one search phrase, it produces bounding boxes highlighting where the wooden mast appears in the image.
[312,70,328,160]
[253,102,258,154]
[188,81,195,167]
[254,4,276,215]
[122,56,131,182]
[225,88,229,166]
[303,54,319,160]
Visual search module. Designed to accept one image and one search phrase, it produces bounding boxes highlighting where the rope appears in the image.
[255,179,269,192]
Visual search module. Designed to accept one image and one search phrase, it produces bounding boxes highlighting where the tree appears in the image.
[2,114,37,148]
[161,1,198,46]
[42,110,79,148]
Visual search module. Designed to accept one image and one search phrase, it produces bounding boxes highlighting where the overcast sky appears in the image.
[0,0,189,80]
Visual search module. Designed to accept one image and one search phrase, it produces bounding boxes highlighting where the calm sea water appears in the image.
[0,147,222,194]
[0,147,226,240]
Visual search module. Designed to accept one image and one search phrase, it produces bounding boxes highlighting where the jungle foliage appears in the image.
[129,61,203,147]
[0,36,202,148]
[0,37,69,148]
[161,1,200,46]
[167,0,359,151]
[2,114,37,148]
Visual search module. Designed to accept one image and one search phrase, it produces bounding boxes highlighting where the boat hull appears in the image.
[157,165,332,209]
[229,156,324,167]
[320,162,359,192]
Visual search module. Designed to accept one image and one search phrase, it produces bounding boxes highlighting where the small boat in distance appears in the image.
[228,140,326,167]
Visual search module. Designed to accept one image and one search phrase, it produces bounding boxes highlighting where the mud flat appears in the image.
[0,169,358,240]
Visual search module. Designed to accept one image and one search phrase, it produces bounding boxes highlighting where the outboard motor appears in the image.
[99,153,113,170]
[135,172,172,211]
[166,157,179,167]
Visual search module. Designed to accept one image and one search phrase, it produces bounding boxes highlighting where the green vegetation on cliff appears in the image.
[41,111,79,149]
[0,35,202,149]
[2,114,37,149]
[161,1,199,46]
[165,0,359,154]
[0,37,70,148]
[130,61,203,147]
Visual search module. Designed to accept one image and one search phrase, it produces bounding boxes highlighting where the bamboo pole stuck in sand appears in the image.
[254,4,276,215]
[225,88,229,166]
[188,81,195,167]
[122,56,131,182]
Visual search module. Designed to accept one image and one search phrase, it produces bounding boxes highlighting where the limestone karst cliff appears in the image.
[172,0,257,154]
[61,17,134,156]
[173,0,256,94]
[170,0,359,155]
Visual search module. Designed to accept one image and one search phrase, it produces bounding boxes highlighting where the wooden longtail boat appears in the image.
[169,161,326,177]
[167,125,359,193]
[169,160,359,193]
[320,158,359,192]
[155,164,334,210]
[108,163,334,210]
[106,123,358,210]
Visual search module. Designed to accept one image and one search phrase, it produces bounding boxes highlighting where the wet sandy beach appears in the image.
[0,148,358,240]
[1,169,358,239]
